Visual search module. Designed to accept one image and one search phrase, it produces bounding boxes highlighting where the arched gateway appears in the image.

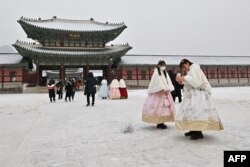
[13,16,132,85]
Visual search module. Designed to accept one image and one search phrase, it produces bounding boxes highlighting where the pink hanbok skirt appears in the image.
[142,92,175,124]
[109,88,121,99]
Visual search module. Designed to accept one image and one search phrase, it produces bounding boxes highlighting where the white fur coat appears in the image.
[148,68,174,94]
[184,64,212,94]
[119,79,127,88]
[110,79,119,88]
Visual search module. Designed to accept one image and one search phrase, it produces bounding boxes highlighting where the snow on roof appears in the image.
[14,41,131,56]
[19,17,126,32]
[0,45,18,53]
[121,55,250,65]
[0,53,23,65]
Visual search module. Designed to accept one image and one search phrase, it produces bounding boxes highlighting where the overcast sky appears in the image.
[0,0,250,56]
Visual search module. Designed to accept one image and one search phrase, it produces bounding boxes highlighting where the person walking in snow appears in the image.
[65,81,73,102]
[48,80,56,103]
[71,79,76,101]
[175,59,224,140]
[142,60,176,129]
[84,72,97,106]
[56,80,64,100]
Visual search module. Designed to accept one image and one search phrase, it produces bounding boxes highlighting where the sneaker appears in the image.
[86,104,90,106]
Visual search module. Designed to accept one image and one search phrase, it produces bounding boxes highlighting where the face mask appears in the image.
[160,66,166,71]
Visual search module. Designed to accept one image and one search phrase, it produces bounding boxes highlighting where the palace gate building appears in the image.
[13,16,132,85]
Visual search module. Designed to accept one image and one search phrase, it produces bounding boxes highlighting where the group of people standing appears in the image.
[47,72,129,106]
[47,79,78,103]
[99,77,128,100]
[142,59,224,140]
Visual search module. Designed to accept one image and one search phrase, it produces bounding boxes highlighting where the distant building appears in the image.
[0,46,28,93]
[119,55,250,87]
[13,16,132,86]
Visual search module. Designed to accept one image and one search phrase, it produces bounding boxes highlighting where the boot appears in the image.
[190,131,204,140]
[156,123,167,129]
[86,104,90,106]
[184,131,195,137]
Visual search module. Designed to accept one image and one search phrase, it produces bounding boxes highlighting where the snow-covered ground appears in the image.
[0,87,250,167]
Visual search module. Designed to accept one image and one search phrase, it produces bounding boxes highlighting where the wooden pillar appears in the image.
[60,64,65,82]
[120,67,123,78]
[148,66,151,80]
[237,66,240,83]
[107,65,111,83]
[247,66,249,83]
[206,66,209,80]
[36,63,40,86]
[1,67,4,89]
[22,68,25,84]
[83,65,89,81]
[227,66,229,83]
[136,65,139,86]
[217,66,220,84]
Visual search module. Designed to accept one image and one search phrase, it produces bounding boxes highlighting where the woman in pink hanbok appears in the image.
[109,77,121,99]
[142,60,176,129]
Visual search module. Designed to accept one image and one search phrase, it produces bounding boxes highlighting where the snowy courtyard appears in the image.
[0,87,250,167]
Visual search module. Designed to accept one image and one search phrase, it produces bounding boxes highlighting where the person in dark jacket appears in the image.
[168,70,183,103]
[56,80,64,100]
[48,80,56,103]
[71,79,76,101]
[84,72,97,106]
[65,81,73,102]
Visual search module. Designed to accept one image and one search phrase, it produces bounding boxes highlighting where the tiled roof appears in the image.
[19,16,126,32]
[0,53,23,65]
[14,41,132,57]
[0,45,18,53]
[121,55,250,65]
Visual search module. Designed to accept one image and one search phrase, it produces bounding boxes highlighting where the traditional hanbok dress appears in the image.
[175,64,224,131]
[99,79,109,99]
[109,79,121,99]
[142,68,176,124]
[119,79,128,99]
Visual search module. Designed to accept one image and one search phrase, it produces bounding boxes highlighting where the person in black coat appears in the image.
[65,81,73,102]
[56,80,64,100]
[84,72,97,106]
[168,70,183,103]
